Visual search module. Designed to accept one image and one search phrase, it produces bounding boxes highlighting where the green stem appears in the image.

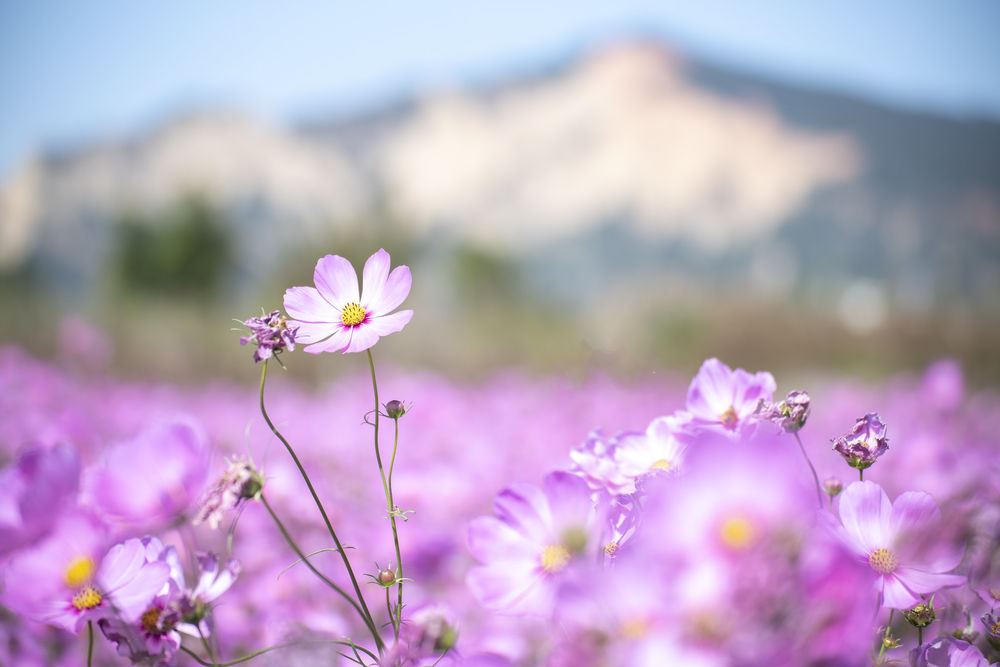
[366,349,404,642]
[390,417,403,632]
[876,609,895,664]
[917,625,923,647]
[179,640,378,666]
[793,432,823,508]
[860,468,864,482]
[260,494,383,652]
[258,361,382,652]
[87,620,94,667]
[198,626,218,667]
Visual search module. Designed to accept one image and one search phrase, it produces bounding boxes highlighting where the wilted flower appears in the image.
[904,598,938,628]
[240,310,297,362]
[193,457,264,529]
[833,481,965,609]
[284,248,413,354]
[908,636,988,667]
[981,610,1000,641]
[832,412,890,470]
[754,390,811,433]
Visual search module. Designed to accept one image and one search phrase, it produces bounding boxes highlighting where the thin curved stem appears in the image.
[366,349,404,641]
[258,361,383,653]
[180,639,379,666]
[87,620,94,667]
[260,494,382,651]
[198,625,218,667]
[792,432,823,508]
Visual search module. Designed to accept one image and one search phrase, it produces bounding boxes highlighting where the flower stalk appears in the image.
[258,361,383,653]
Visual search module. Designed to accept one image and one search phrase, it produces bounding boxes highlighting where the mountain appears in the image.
[2,40,999,320]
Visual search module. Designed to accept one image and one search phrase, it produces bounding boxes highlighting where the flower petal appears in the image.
[304,327,352,354]
[283,286,340,323]
[881,573,919,609]
[110,561,170,621]
[494,483,552,543]
[889,491,941,542]
[466,563,550,615]
[314,255,359,307]
[838,481,892,555]
[367,266,412,315]
[292,321,341,345]
[895,566,966,597]
[467,516,538,563]
[360,249,390,308]
[686,358,734,417]
[342,324,381,354]
[366,310,413,337]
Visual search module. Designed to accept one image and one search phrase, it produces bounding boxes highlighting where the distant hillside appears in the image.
[2,39,999,319]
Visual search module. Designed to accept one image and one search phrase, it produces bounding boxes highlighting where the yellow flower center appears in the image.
[341,302,367,327]
[649,459,673,472]
[868,547,900,574]
[64,557,96,588]
[72,585,103,611]
[719,406,739,428]
[620,617,650,639]
[719,515,755,550]
[141,607,166,635]
[604,541,619,555]
[541,544,571,573]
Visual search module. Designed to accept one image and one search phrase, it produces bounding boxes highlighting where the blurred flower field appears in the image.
[1,251,999,666]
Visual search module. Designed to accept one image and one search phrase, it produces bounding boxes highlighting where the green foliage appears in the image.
[113,194,232,298]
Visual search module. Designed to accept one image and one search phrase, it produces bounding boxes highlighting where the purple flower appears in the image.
[381,603,458,667]
[84,419,208,527]
[682,358,776,438]
[193,456,264,530]
[834,481,965,609]
[466,471,605,616]
[239,310,298,362]
[832,412,890,470]
[284,248,413,354]
[754,390,811,433]
[0,442,80,557]
[2,519,169,633]
[908,637,988,667]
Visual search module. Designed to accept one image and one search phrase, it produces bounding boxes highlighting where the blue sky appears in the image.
[1,1,999,177]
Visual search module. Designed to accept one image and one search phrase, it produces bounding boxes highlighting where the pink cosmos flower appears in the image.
[834,481,965,609]
[466,471,606,616]
[908,637,988,667]
[0,442,80,557]
[682,358,776,438]
[284,248,413,354]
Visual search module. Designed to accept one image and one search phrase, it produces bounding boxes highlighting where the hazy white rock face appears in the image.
[0,113,366,270]
[381,43,862,250]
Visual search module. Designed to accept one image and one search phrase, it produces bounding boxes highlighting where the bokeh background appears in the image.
[2,1,999,386]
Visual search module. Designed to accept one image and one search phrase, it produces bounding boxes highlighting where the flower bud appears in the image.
[823,476,843,498]
[385,400,407,419]
[377,568,396,586]
[904,600,937,628]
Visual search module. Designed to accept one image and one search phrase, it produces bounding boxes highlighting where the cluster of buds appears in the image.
[832,412,889,471]
[239,310,298,363]
[754,391,811,433]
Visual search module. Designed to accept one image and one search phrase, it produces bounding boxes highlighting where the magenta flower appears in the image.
[835,481,965,609]
[284,248,413,354]
[466,471,605,616]
[84,419,209,527]
[682,358,776,437]
[832,412,890,470]
[2,518,170,633]
[908,637,988,667]
[0,442,80,557]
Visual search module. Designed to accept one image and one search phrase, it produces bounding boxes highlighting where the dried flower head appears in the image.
[239,310,297,363]
[193,458,264,530]
[832,412,889,470]
[754,390,811,433]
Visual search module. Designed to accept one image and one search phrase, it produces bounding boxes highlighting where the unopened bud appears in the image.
[385,400,407,419]
[904,600,937,628]
[823,476,843,497]
[377,568,396,586]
